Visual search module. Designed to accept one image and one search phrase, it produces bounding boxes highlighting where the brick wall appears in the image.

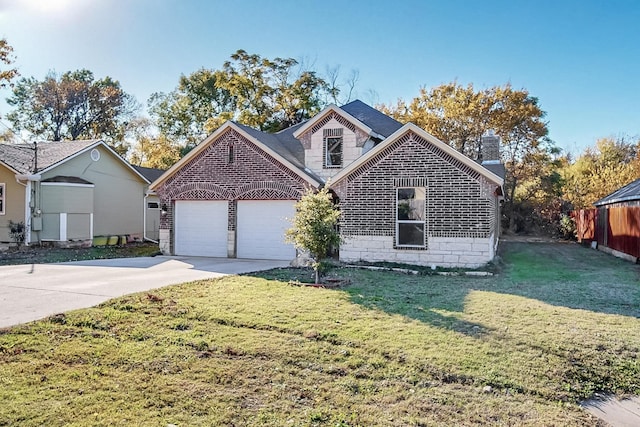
[332,130,500,261]
[155,128,311,234]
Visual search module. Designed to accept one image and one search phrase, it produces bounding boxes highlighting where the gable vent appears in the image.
[393,177,428,188]
[323,128,343,137]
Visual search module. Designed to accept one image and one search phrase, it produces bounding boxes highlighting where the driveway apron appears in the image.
[0,256,288,328]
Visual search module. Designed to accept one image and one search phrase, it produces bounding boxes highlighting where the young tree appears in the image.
[6,69,138,149]
[285,186,341,284]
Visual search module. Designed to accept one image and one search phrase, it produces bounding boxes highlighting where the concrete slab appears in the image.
[0,256,289,328]
[582,394,640,427]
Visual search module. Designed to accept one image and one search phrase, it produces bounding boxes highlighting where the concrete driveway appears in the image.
[0,256,289,328]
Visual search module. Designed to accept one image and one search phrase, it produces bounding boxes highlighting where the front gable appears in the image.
[156,127,316,203]
[293,105,379,180]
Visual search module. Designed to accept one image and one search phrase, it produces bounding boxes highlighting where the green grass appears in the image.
[0,242,161,266]
[0,241,639,425]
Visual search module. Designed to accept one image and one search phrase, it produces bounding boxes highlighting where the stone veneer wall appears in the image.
[154,128,311,255]
[332,130,500,268]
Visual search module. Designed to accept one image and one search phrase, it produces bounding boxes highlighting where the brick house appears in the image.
[149,100,504,267]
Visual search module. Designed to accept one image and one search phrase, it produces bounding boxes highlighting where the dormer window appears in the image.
[324,128,343,168]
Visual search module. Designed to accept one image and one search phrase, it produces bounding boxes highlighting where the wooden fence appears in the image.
[572,207,640,258]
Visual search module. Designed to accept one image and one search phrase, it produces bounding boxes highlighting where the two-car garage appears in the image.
[173,200,296,260]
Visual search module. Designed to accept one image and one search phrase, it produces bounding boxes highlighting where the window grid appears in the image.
[396,187,426,248]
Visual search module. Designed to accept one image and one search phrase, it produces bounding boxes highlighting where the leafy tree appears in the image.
[561,136,640,209]
[285,186,341,284]
[381,82,553,231]
[149,50,335,152]
[6,69,138,151]
[128,117,181,170]
[148,69,235,148]
[0,38,19,89]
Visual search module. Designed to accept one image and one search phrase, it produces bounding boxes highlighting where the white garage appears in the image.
[174,200,228,257]
[237,200,297,260]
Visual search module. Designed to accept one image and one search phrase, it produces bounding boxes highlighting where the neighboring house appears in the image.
[0,140,156,245]
[150,100,505,267]
[573,179,640,261]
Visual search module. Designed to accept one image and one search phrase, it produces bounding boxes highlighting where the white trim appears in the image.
[89,213,93,240]
[40,182,95,188]
[292,104,377,139]
[60,213,67,241]
[396,187,427,248]
[330,123,504,187]
[149,121,322,190]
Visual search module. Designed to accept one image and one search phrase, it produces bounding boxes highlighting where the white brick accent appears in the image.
[159,229,171,255]
[340,235,493,268]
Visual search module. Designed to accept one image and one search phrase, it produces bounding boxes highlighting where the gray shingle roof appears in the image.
[341,100,403,138]
[0,140,99,174]
[132,165,165,183]
[594,178,640,206]
[482,162,506,180]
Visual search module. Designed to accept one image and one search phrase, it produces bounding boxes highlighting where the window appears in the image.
[324,128,343,168]
[147,202,159,209]
[0,183,4,215]
[396,187,426,247]
[228,143,235,164]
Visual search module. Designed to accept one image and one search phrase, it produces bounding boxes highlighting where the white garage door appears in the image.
[174,201,228,257]
[237,200,296,260]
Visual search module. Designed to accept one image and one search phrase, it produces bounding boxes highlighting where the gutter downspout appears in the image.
[15,174,41,246]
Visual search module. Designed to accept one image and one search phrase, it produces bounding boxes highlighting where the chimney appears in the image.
[481,130,500,164]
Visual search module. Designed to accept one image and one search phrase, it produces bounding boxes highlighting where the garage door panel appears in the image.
[175,201,228,257]
[237,200,296,260]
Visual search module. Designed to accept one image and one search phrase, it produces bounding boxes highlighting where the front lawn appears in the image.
[1,242,638,425]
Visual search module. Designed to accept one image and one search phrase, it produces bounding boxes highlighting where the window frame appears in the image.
[395,187,426,248]
[0,183,4,215]
[323,128,343,168]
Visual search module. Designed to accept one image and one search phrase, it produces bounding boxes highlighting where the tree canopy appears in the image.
[0,38,19,90]
[561,137,640,209]
[381,82,555,230]
[148,50,334,151]
[6,69,138,151]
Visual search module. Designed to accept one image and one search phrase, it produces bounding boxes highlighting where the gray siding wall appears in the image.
[40,145,147,238]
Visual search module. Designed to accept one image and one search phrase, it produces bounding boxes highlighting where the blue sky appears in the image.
[0,0,638,155]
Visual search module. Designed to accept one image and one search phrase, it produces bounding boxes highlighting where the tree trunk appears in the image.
[314,268,320,285]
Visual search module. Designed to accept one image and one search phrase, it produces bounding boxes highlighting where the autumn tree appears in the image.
[285,186,341,284]
[6,69,138,152]
[127,117,181,170]
[561,136,640,209]
[0,38,19,90]
[381,82,554,231]
[149,50,337,153]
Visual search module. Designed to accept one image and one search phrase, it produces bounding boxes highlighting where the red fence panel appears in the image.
[606,207,640,258]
